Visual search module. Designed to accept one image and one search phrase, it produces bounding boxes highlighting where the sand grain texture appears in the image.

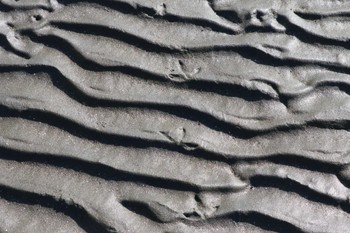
[0,0,350,232]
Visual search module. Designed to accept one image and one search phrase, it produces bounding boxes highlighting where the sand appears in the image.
[0,0,350,232]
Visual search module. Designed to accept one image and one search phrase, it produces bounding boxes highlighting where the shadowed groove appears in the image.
[0,184,110,233]
[0,105,236,164]
[23,28,350,80]
[229,211,305,233]
[2,1,350,231]
[56,0,237,34]
[0,34,30,59]
[276,14,350,50]
[0,66,274,141]
[250,176,350,213]
[0,146,206,192]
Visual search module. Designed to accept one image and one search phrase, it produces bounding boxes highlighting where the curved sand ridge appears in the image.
[1,0,350,232]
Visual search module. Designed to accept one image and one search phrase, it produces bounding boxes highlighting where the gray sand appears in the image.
[0,0,350,232]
